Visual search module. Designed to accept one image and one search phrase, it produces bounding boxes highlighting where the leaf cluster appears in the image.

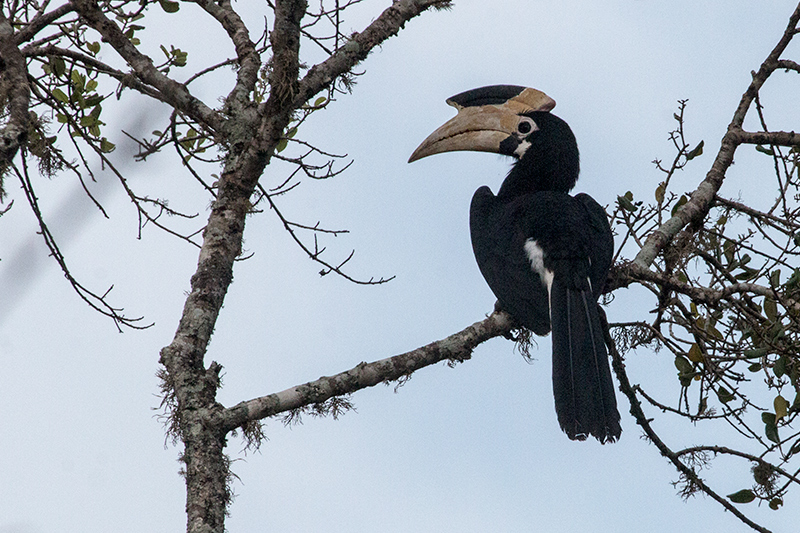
[611,99,800,516]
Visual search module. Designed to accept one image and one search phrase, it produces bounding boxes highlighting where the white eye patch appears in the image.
[517,116,538,135]
[513,117,538,158]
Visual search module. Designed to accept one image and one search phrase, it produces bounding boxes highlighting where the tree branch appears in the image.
[632,4,800,268]
[220,310,516,433]
[12,3,75,44]
[69,0,226,134]
[736,128,800,147]
[0,12,32,193]
[292,0,450,110]
[187,0,260,109]
[603,310,773,533]
[23,44,166,102]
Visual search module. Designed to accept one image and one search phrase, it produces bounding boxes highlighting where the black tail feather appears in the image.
[550,277,621,443]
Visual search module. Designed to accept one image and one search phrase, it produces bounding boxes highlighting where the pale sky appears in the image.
[1,1,798,532]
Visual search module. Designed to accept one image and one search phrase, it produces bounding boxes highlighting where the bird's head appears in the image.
[409,85,579,194]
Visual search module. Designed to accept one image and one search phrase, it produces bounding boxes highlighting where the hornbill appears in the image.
[409,85,621,443]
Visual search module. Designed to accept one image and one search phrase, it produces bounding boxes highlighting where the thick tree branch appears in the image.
[736,128,800,147]
[292,0,450,110]
[23,44,166,102]
[220,310,516,433]
[13,3,75,44]
[0,12,32,189]
[188,0,259,109]
[714,194,800,230]
[632,4,800,268]
[151,2,462,531]
[266,0,305,108]
[613,262,796,310]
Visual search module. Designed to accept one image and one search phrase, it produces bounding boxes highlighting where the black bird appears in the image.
[409,85,621,443]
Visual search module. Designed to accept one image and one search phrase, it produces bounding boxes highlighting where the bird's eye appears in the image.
[517,117,536,135]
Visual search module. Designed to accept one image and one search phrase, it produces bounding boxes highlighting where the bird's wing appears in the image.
[575,193,614,299]
[470,187,551,335]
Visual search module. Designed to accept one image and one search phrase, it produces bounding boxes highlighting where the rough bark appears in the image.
[152,2,456,531]
[0,12,32,194]
[221,311,516,433]
[632,4,800,269]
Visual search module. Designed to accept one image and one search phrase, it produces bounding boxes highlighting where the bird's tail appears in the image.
[550,277,621,443]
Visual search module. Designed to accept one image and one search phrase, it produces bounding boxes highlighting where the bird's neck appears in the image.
[497,155,578,199]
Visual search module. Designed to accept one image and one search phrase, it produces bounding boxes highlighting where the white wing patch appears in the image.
[524,239,554,294]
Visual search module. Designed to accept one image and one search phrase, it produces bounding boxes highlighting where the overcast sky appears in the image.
[1,1,799,532]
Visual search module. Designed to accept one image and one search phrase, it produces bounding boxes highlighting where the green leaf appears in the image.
[756,144,774,156]
[769,498,783,510]
[52,88,69,103]
[763,414,781,442]
[716,386,735,403]
[173,50,187,67]
[774,355,787,378]
[674,355,693,375]
[748,362,762,372]
[723,239,735,263]
[727,489,756,504]
[685,140,704,161]
[87,41,101,55]
[735,268,758,281]
[671,194,687,216]
[789,439,800,457]
[774,395,789,421]
[276,138,288,153]
[314,96,327,106]
[743,347,768,359]
[80,115,99,127]
[771,321,786,340]
[765,422,780,443]
[770,269,781,287]
[764,298,778,323]
[687,343,703,363]
[49,56,66,77]
[159,0,180,13]
[655,182,666,204]
[99,138,116,153]
[617,194,637,212]
[71,70,85,93]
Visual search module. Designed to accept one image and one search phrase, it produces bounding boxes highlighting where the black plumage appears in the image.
[410,86,621,443]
